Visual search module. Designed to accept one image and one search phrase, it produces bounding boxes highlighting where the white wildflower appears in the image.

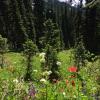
[63,92,66,96]
[56,61,61,66]
[13,79,18,83]
[33,70,38,72]
[42,70,52,76]
[40,78,47,84]
[39,52,46,58]
[48,71,52,75]
[40,58,45,63]
[73,95,77,98]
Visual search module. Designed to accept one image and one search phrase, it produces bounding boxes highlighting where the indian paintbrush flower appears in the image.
[68,66,77,72]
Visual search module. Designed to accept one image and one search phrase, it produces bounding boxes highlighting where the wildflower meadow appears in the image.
[0,49,99,100]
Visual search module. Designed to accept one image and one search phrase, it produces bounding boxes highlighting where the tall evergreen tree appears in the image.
[8,0,27,49]
[95,2,100,53]
[84,0,97,52]
[46,9,56,22]
[23,0,35,42]
[33,0,45,48]
[0,0,36,50]
[44,19,62,51]
[61,6,74,48]
[0,0,9,38]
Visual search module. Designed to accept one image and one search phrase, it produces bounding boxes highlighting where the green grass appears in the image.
[1,49,74,79]
[0,50,99,100]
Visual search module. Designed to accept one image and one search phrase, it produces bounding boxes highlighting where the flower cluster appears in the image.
[42,70,52,76]
[33,69,38,73]
[40,58,45,63]
[56,61,61,66]
[40,78,47,84]
[28,83,37,98]
[39,52,46,58]
[65,66,78,87]
[68,66,77,72]
[39,52,46,63]
[13,78,19,84]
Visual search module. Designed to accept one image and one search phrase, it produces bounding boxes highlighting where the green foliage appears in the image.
[23,39,38,81]
[45,44,60,81]
[23,0,36,42]
[8,0,27,49]
[0,0,36,50]
[0,50,99,99]
[44,19,62,51]
[74,35,98,69]
[23,39,38,56]
[74,36,86,68]
[79,58,100,98]
[85,0,99,8]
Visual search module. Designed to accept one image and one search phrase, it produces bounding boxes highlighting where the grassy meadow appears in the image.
[0,50,100,100]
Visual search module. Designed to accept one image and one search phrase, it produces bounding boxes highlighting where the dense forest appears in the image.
[0,0,100,100]
[0,0,100,53]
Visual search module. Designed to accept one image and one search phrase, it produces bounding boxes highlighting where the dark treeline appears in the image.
[0,0,100,53]
[0,0,35,50]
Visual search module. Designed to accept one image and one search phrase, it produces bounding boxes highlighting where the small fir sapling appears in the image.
[45,44,60,82]
[23,39,38,81]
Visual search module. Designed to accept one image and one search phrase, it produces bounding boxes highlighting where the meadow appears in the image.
[0,50,100,100]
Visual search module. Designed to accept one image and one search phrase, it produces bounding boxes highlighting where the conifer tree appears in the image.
[45,44,60,82]
[84,0,97,52]
[0,0,10,37]
[8,0,27,50]
[0,0,36,50]
[74,0,86,69]
[33,0,45,48]
[23,39,38,81]
[23,0,36,42]
[42,19,62,81]
[46,9,56,22]
[44,19,62,51]
[95,2,100,53]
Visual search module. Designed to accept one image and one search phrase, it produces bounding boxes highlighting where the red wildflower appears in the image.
[68,66,77,72]
[66,79,69,85]
[71,80,75,86]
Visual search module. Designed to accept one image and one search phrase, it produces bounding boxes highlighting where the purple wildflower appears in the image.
[28,83,36,97]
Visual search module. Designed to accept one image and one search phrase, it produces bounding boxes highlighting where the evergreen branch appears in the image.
[84,0,100,8]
